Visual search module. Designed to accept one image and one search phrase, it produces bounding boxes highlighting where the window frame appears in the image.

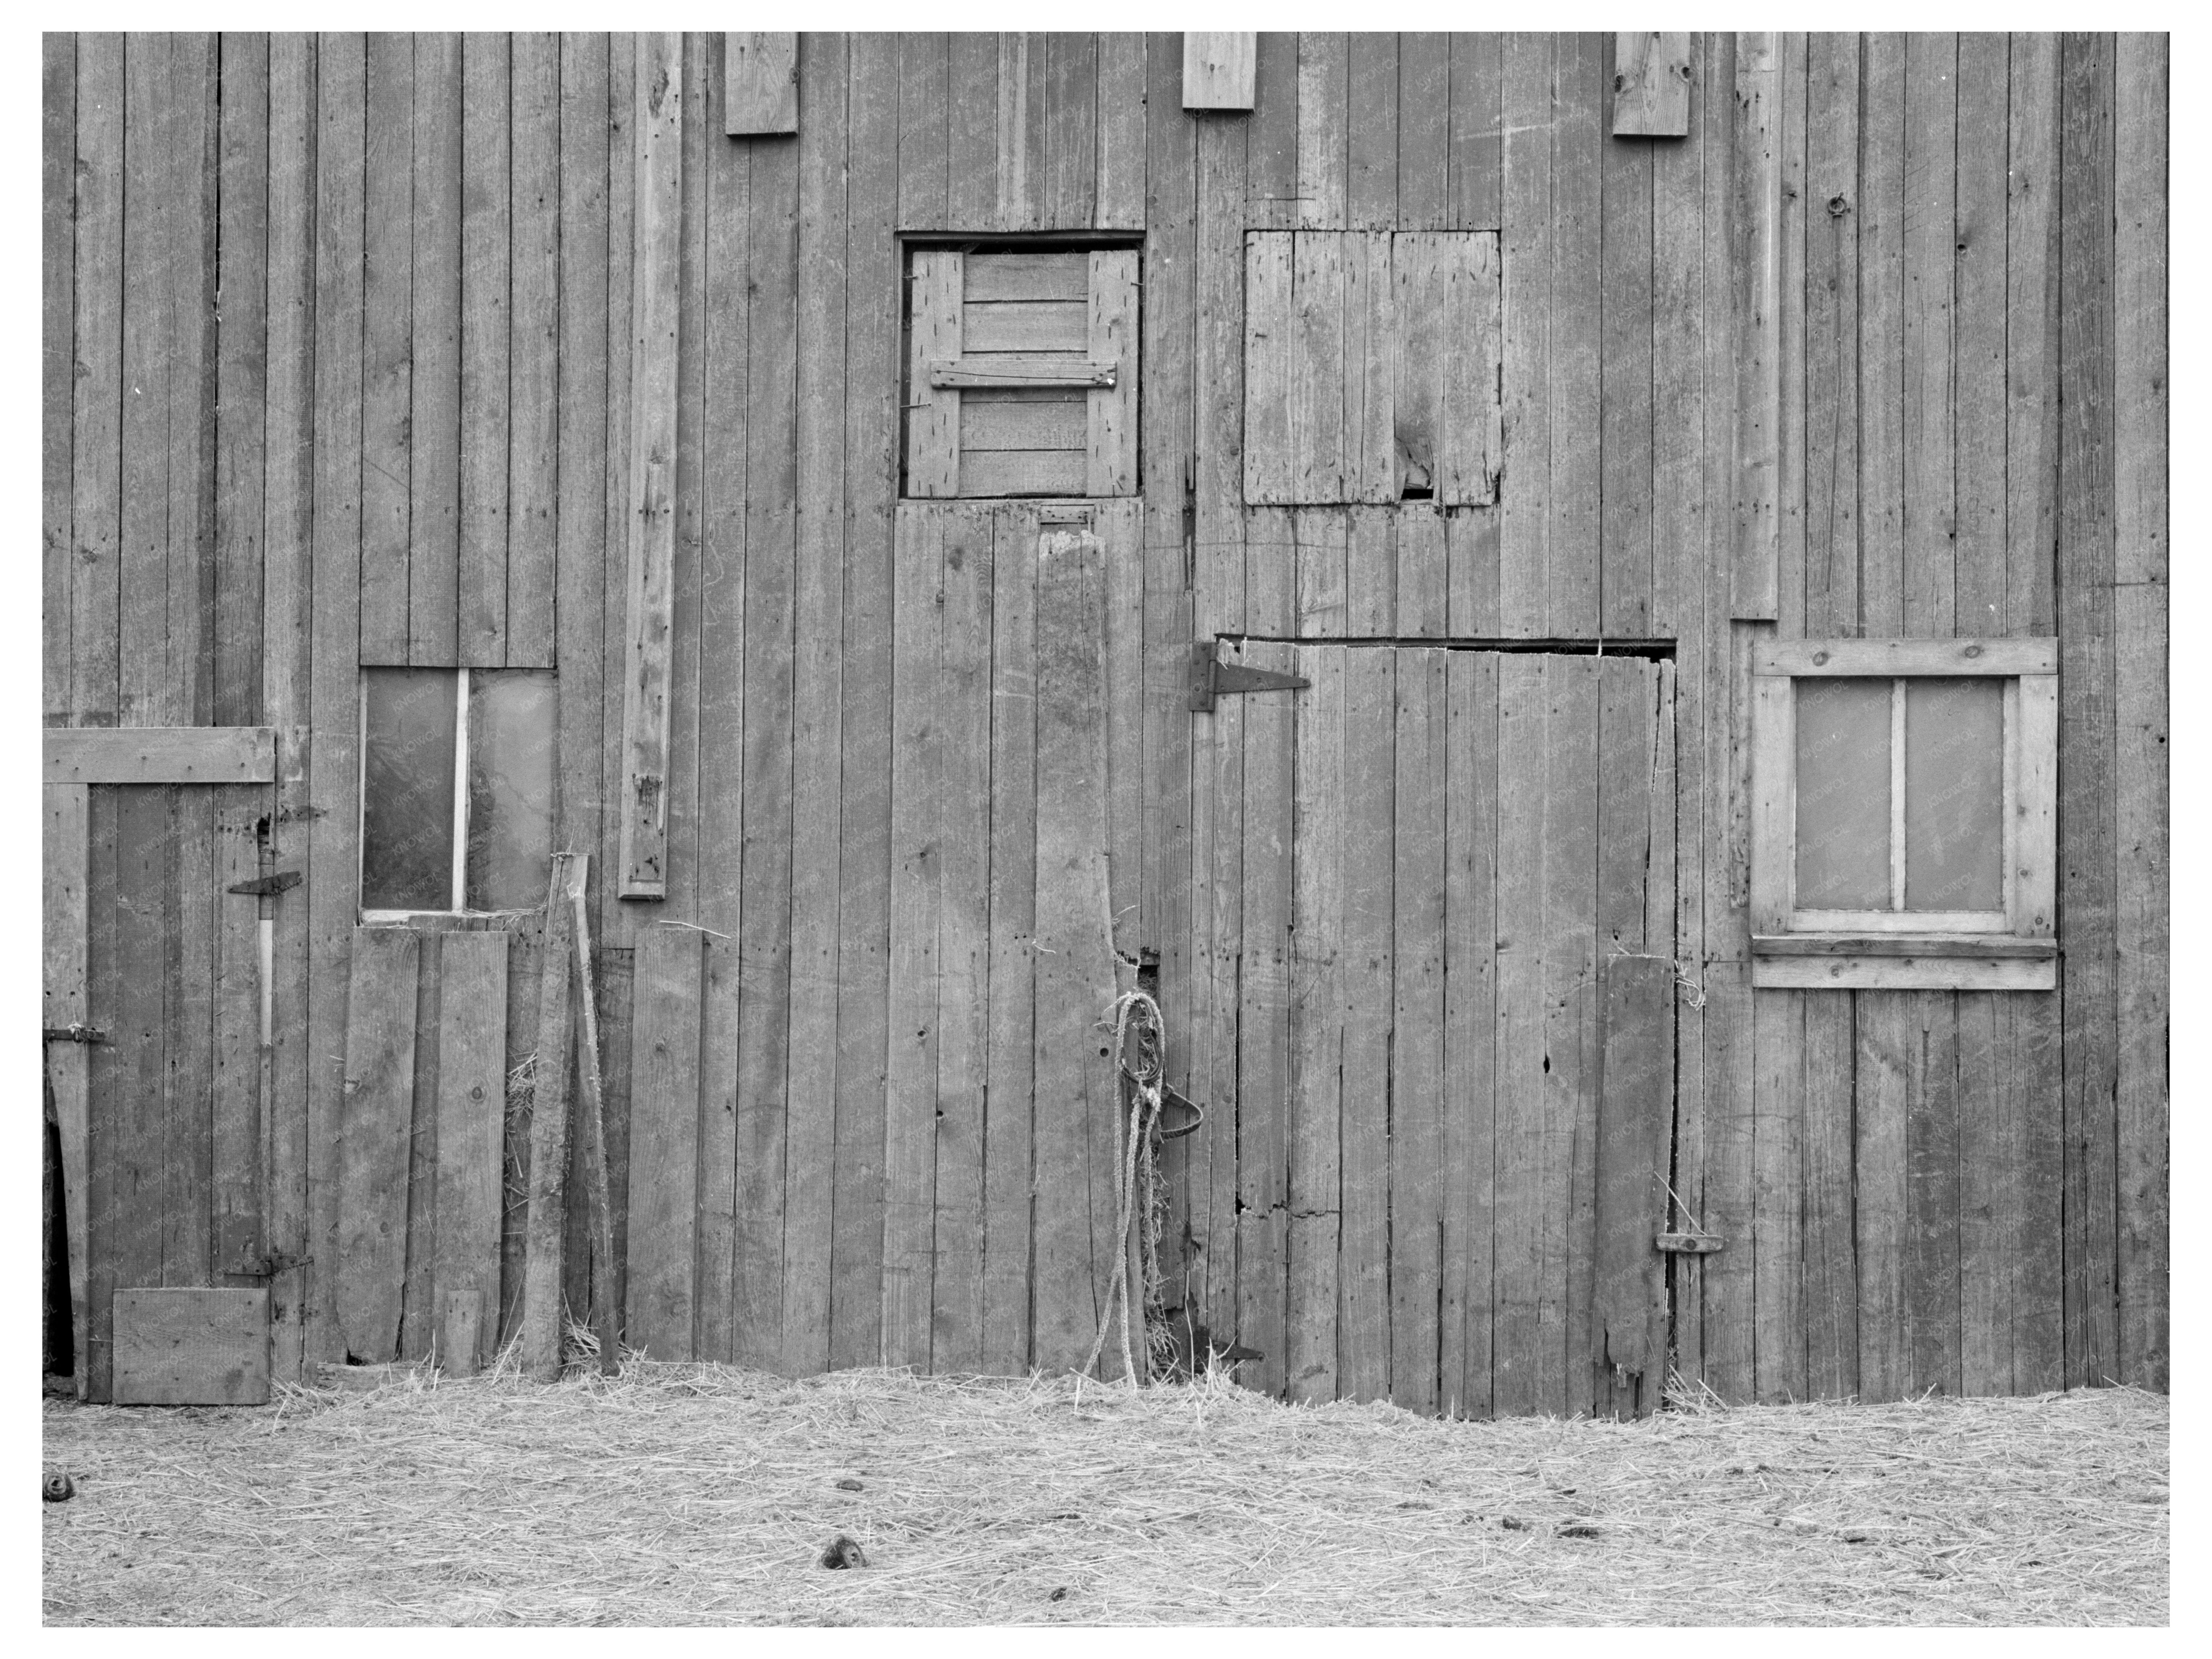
[357,665,548,924]
[1747,637,2058,991]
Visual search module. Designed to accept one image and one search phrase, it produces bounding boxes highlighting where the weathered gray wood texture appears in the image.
[42,32,2164,1408]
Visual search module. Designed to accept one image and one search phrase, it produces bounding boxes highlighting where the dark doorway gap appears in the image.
[1217,634,1677,661]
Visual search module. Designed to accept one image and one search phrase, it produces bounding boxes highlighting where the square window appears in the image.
[360,667,556,918]
[1748,639,2057,990]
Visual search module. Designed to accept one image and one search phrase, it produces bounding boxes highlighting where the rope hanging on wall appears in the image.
[1080,989,1177,1386]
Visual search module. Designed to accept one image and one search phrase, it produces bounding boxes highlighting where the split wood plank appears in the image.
[1031,522,1121,1374]
[1183,32,1255,111]
[359,33,413,667]
[1294,507,1347,638]
[459,31,511,668]
[336,927,419,1365]
[432,930,507,1374]
[1343,232,1393,503]
[1546,658,1601,1414]
[1344,505,1394,637]
[1905,988,1962,1396]
[982,505,1040,1373]
[1649,33,1703,643]
[994,33,1044,233]
[618,31,684,899]
[1613,33,1692,137]
[626,924,704,1360]
[1442,651,1499,1417]
[212,33,269,727]
[725,33,798,135]
[1801,992,1857,1397]
[46,727,276,786]
[519,855,581,1379]
[1593,955,1674,1416]
[505,31,561,669]
[1286,642,1344,1404]
[408,33,462,667]
[1391,649,1447,1414]
[883,506,947,1371]
[402,931,442,1363]
[1853,991,1912,1399]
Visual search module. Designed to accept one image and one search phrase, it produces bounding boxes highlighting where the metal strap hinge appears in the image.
[43,1023,110,1045]
[227,869,303,898]
[1187,639,1312,712]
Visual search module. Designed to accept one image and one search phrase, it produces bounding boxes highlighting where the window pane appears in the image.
[465,670,557,912]
[1904,679,2003,911]
[1794,678,1892,909]
[362,669,458,911]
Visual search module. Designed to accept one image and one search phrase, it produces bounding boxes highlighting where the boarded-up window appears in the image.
[1243,230,1502,506]
[361,667,556,916]
[904,248,1140,498]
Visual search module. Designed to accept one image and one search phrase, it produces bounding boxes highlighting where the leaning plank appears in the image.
[626,924,704,1361]
[618,31,684,899]
[569,864,619,1373]
[336,928,419,1366]
[112,1287,270,1406]
[1183,32,1256,111]
[44,783,92,1390]
[1593,955,1674,1416]
[724,33,798,135]
[432,930,508,1374]
[519,855,580,1379]
[1613,33,1692,137]
[46,727,276,786]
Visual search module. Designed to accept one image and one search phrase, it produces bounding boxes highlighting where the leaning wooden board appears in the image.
[113,1287,270,1406]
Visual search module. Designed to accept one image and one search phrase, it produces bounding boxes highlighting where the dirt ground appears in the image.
[41,1362,2167,1626]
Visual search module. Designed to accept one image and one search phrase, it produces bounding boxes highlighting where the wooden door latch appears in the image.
[42,1023,110,1045]
[1656,1232,1726,1255]
[1187,639,1313,712]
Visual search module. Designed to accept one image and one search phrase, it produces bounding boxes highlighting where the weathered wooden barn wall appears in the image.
[42,31,2166,1409]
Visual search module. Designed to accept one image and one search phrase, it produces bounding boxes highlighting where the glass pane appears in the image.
[1904,678,2004,911]
[1793,679,1892,909]
[362,669,458,911]
[465,670,558,912]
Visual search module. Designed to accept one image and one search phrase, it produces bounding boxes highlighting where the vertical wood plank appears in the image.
[1498,34,1553,635]
[1906,991,1962,1395]
[1902,33,1959,637]
[1440,233,1503,508]
[1548,657,1601,1416]
[618,32,683,900]
[1548,33,1603,636]
[1293,507,1347,639]
[724,32,798,135]
[83,788,129,1397]
[1346,34,1397,231]
[1613,32,1692,136]
[1447,33,1502,232]
[42,32,75,727]
[1957,991,2005,1393]
[1651,33,1704,641]
[336,928,419,1364]
[1340,232,1390,504]
[70,33,123,730]
[904,249,962,498]
[1094,33,1146,231]
[1194,114,1248,636]
[1286,643,1343,1403]
[1241,232,1292,507]
[459,32,511,668]
[45,784,93,1387]
[118,35,174,725]
[1246,31,1299,232]
[897,33,949,230]
[945,33,998,231]
[1954,34,2011,637]
[1801,993,1858,1397]
[1183,32,1256,111]
[982,506,1039,1374]
[626,924,703,1360]
[829,33,901,1374]
[1086,248,1141,495]
[780,30,848,1380]
[1396,34,1449,232]
[1854,992,1912,1400]
[1601,79,1655,634]
[1491,657,1545,1412]
[883,507,945,1371]
[1442,653,1499,1416]
[505,31,561,669]
[1343,505,1394,637]
[166,36,221,726]
[407,33,462,667]
[166,791,215,1287]
[1043,32,1096,230]
[2058,30,2118,1392]
[213,35,270,726]
[1593,956,1676,1416]
[519,858,579,1378]
[1752,989,1807,1401]
[432,931,507,1372]
[1295,32,1348,230]
[2007,35,2062,638]
[358,35,413,666]
[1391,231,1443,505]
[1858,33,1907,637]
[1731,32,1783,622]
[210,793,263,1281]
[402,931,443,1361]
[1803,34,1860,637]
[596,30,637,952]
[1390,649,1447,1415]
[994,33,1045,233]
[305,33,367,1364]
[2112,30,2168,1392]
[1032,523,1121,1373]
[1198,654,1245,1342]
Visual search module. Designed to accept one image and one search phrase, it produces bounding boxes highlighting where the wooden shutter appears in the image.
[905,248,1139,498]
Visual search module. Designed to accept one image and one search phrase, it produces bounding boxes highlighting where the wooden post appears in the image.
[1593,954,1676,1418]
[520,853,579,1379]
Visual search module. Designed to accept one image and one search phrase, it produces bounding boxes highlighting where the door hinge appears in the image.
[1187,639,1312,712]
[226,869,303,898]
[42,1023,110,1045]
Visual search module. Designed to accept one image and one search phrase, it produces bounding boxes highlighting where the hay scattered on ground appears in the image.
[42,1360,2167,1626]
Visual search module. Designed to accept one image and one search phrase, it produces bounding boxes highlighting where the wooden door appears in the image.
[78,782,272,1400]
[1187,643,1677,1417]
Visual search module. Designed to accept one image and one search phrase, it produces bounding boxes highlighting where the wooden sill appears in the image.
[1752,933,2058,959]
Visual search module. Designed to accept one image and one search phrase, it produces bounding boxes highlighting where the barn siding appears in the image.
[42,31,2164,1409]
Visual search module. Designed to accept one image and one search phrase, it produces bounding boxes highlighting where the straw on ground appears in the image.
[42,1361,2167,1626]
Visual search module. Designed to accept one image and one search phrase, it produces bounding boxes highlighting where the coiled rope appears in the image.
[1080,989,1167,1386]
